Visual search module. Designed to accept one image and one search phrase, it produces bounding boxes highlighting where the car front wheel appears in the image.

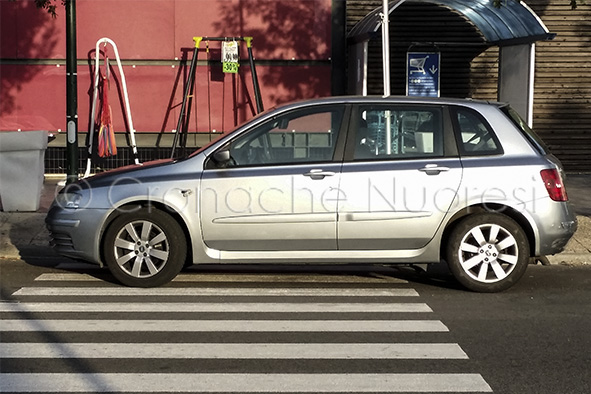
[446,213,530,292]
[104,208,187,287]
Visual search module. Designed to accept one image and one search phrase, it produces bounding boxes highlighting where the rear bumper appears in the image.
[534,200,577,256]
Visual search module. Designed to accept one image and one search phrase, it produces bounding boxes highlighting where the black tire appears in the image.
[446,213,530,292]
[104,208,187,287]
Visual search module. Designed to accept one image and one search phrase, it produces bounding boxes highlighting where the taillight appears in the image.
[540,169,568,202]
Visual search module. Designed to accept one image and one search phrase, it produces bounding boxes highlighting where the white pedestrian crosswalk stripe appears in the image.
[0,342,468,359]
[0,319,449,332]
[0,272,493,393]
[36,272,410,283]
[0,373,492,392]
[0,301,432,313]
[12,286,419,297]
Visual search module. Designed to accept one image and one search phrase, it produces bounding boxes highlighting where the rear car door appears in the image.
[337,104,462,250]
[200,105,347,251]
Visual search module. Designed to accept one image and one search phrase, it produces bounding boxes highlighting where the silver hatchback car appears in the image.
[46,96,577,292]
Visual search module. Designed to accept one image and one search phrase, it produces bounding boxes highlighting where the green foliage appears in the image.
[30,0,584,18]
[34,0,66,18]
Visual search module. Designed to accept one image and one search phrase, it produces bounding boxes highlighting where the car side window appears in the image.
[226,107,344,167]
[454,108,502,155]
[354,106,444,160]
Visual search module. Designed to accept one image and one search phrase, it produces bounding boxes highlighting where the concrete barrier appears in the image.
[0,131,48,212]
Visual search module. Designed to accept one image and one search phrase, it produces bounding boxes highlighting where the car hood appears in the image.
[75,159,178,189]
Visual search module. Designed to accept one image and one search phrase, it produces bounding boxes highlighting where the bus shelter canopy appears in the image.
[348,0,555,46]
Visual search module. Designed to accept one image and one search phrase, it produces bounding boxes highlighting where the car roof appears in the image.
[276,95,506,109]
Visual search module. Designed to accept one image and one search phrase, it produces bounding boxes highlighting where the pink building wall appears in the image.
[1,0,333,136]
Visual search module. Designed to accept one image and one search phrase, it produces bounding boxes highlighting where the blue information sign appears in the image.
[406,52,440,97]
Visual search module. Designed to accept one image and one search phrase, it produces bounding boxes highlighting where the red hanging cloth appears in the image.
[97,53,117,157]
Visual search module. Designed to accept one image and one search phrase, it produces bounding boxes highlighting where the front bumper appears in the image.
[45,205,111,265]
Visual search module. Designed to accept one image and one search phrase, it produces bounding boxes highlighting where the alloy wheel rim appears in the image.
[458,223,519,283]
[113,220,170,278]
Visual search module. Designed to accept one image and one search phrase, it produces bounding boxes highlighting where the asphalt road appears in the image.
[0,258,589,394]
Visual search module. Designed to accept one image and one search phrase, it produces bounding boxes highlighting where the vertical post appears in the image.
[331,0,347,96]
[381,0,392,154]
[245,37,264,114]
[65,0,79,184]
[171,37,201,159]
[498,43,535,127]
[381,0,391,97]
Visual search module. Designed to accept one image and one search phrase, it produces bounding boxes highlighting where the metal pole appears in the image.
[245,37,264,114]
[381,0,391,97]
[171,38,201,159]
[65,0,79,184]
[331,0,347,96]
[381,0,392,154]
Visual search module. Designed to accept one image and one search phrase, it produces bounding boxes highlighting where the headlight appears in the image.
[55,192,83,209]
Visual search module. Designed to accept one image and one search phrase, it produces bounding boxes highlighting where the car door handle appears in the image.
[304,169,336,180]
[419,164,450,175]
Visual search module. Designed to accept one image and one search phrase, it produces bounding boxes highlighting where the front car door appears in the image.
[200,104,347,252]
[337,103,462,251]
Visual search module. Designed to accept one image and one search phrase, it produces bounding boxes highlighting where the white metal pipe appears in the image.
[85,37,139,178]
[382,0,392,153]
[381,0,391,97]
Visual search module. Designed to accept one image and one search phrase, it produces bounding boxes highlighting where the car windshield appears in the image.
[186,107,278,159]
[500,105,549,155]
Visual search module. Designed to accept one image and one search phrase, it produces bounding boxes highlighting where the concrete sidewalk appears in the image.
[1,174,590,264]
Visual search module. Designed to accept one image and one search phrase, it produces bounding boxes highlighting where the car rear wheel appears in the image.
[446,213,530,292]
[104,208,187,287]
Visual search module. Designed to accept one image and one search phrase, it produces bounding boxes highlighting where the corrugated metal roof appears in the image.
[348,0,555,45]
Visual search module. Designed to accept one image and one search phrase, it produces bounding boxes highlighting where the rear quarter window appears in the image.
[500,105,549,155]
[451,107,503,156]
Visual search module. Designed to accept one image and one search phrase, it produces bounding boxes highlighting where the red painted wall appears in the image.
[1,0,332,135]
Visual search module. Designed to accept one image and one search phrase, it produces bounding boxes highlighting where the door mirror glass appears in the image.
[213,149,231,164]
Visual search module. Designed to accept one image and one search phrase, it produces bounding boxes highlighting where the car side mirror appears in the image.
[213,149,231,164]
